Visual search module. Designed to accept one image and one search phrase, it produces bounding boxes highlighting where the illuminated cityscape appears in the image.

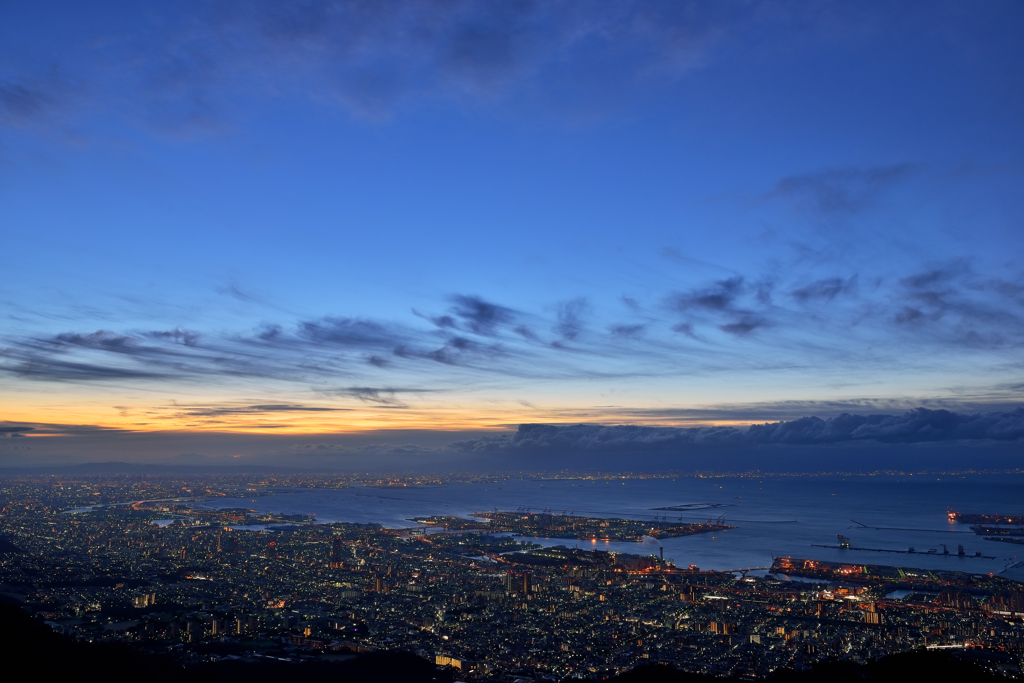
[2,1,1023,680]
[0,473,1021,679]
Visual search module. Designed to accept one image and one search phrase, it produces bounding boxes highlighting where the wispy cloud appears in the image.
[174,403,350,418]
[0,67,74,128]
[3,257,1023,395]
[609,323,645,339]
[769,164,920,216]
[718,316,767,337]
[555,298,590,343]
[0,1,779,141]
[668,277,744,312]
[325,386,437,408]
[448,295,517,335]
[791,276,857,303]
[891,260,1024,348]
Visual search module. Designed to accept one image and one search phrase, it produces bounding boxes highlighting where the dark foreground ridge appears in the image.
[0,599,448,683]
[0,599,1012,683]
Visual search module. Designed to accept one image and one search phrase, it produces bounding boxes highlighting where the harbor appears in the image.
[812,534,994,559]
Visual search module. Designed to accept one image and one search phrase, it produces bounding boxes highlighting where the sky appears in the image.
[1,1,1023,469]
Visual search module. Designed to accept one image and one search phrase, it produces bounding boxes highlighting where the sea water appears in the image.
[206,473,1024,580]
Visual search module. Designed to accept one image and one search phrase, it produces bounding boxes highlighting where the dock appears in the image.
[812,535,993,559]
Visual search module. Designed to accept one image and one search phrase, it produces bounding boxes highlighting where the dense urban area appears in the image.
[0,473,1021,680]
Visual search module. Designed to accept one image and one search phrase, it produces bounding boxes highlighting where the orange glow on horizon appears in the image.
[1,400,759,435]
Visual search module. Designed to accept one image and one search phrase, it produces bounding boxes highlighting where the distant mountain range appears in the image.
[0,462,316,475]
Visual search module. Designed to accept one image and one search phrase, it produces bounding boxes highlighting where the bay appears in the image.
[206,473,1024,580]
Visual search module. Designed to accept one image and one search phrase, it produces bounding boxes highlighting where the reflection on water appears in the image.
[205,474,1024,575]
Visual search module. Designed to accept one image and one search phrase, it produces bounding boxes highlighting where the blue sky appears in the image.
[1,1,1023,465]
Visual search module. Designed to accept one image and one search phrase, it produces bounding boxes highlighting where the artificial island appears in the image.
[410,509,734,542]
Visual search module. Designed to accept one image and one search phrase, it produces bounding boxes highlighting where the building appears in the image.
[330,537,345,569]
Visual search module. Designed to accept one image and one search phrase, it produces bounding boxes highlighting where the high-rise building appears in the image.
[330,537,345,568]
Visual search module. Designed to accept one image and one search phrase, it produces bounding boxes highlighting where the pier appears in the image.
[813,535,994,559]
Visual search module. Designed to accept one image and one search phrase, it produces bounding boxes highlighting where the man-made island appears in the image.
[410,510,733,542]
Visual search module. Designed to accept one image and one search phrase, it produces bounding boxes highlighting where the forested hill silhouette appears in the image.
[0,598,176,683]
[0,599,447,683]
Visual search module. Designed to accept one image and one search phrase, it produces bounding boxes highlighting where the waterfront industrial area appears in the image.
[0,473,1022,680]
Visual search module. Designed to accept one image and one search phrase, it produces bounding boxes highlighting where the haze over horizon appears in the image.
[2,2,1023,469]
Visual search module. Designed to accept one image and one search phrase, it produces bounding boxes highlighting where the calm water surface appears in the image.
[207,474,1024,579]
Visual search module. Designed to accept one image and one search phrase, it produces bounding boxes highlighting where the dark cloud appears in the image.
[146,328,201,346]
[791,276,857,303]
[2,260,1021,391]
[1,328,267,382]
[671,322,698,339]
[164,403,350,418]
[0,69,70,128]
[256,324,284,341]
[669,277,744,312]
[0,421,122,436]
[50,331,143,353]
[770,164,919,215]
[555,298,589,342]
[0,80,53,125]
[719,316,766,336]
[453,408,1024,454]
[894,306,928,325]
[394,335,495,368]
[580,399,1019,424]
[202,0,750,119]
[437,2,534,87]
[0,300,528,387]
[327,386,435,407]
[513,325,539,341]
[217,282,265,304]
[900,261,968,291]
[449,295,516,335]
[298,317,402,347]
[5,357,168,382]
[657,247,736,274]
[1,0,792,141]
[889,261,1024,346]
[609,323,645,338]
[0,426,33,438]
